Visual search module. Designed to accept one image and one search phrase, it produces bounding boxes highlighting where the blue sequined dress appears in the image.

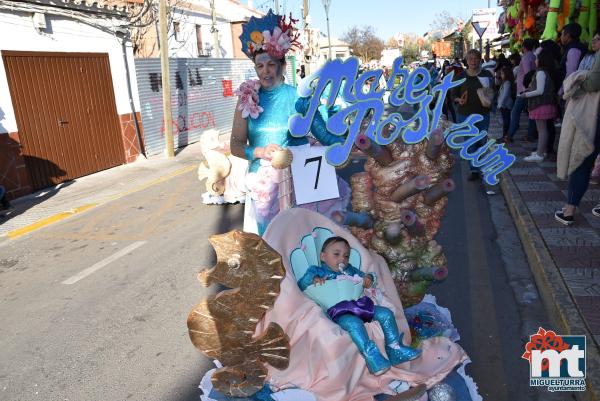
[242,83,349,235]
[247,84,307,173]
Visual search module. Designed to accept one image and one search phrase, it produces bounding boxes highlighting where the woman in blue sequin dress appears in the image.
[230,49,348,235]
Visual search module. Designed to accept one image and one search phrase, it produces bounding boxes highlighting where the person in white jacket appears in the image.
[519,48,559,162]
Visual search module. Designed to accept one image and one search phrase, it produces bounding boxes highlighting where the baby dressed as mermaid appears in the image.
[297,236,421,375]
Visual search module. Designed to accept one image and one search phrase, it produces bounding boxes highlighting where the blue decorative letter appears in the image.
[289,58,359,138]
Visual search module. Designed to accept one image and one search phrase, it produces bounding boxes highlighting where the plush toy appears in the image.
[541,0,561,40]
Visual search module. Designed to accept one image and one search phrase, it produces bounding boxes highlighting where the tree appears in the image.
[401,34,421,64]
[386,36,399,49]
[128,0,192,58]
[341,25,385,62]
[430,10,458,34]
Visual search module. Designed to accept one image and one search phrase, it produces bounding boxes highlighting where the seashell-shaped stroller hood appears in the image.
[289,226,363,310]
[289,226,361,279]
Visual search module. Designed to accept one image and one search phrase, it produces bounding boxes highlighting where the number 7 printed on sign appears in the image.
[289,146,340,205]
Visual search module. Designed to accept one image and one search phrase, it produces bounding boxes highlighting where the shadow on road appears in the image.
[0,134,72,226]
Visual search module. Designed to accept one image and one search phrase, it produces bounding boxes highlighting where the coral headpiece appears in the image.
[240,9,301,59]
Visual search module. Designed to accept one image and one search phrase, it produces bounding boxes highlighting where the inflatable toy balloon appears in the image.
[569,0,577,18]
[524,9,536,31]
[589,0,598,48]
[525,0,543,7]
[541,0,561,40]
[578,0,592,43]
[558,0,570,30]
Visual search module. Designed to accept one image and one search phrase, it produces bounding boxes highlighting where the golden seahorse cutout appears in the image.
[187,230,290,397]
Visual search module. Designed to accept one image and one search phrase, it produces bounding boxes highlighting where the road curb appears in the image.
[5,164,198,240]
[500,172,599,401]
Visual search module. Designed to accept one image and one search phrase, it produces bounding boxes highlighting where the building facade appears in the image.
[0,0,142,199]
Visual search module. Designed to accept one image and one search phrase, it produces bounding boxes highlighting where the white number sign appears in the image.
[289,145,340,205]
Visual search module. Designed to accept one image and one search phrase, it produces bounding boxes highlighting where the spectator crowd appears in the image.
[434,23,600,226]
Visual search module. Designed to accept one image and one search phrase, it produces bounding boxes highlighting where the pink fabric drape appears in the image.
[258,208,467,401]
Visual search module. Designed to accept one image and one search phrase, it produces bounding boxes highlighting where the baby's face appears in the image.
[321,242,350,270]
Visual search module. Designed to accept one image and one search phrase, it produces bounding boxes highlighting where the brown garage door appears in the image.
[2,51,125,190]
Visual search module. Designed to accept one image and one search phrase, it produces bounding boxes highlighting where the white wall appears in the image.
[0,10,140,133]
[169,8,233,58]
[166,0,263,59]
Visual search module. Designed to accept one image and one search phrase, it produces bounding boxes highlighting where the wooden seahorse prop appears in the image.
[187,230,290,397]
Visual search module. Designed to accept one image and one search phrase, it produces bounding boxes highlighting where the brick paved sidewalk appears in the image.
[496,114,600,336]
[490,111,600,395]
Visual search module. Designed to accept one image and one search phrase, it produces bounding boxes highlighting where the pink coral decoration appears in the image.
[262,27,292,59]
[234,79,263,119]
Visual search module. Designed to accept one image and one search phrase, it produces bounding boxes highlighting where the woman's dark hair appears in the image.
[523,38,538,51]
[508,52,521,65]
[562,22,582,40]
[540,39,561,63]
[535,48,556,72]
[500,65,515,82]
[252,49,286,64]
[501,66,517,99]
[321,236,350,253]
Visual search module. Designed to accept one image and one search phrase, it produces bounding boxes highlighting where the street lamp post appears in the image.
[322,0,332,60]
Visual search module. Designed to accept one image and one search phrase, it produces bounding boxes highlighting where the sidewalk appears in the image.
[491,114,600,399]
[0,141,205,241]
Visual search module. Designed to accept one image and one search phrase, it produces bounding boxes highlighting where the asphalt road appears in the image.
[0,159,577,401]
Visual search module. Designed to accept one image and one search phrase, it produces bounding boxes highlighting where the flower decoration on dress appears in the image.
[239,9,301,59]
[234,79,263,119]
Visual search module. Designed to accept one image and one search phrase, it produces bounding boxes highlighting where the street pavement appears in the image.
[0,168,244,401]
[0,126,580,401]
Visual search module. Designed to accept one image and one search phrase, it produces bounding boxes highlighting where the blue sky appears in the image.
[241,0,501,40]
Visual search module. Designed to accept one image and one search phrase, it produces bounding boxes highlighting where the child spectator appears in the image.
[521,48,558,162]
[497,66,516,143]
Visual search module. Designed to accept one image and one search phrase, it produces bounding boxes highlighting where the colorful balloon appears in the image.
[578,0,592,43]
[589,0,598,49]
[558,0,570,30]
[541,0,561,40]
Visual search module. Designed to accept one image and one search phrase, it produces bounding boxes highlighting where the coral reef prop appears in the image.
[347,120,455,306]
[187,231,290,397]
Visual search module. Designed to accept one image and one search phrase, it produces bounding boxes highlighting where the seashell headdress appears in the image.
[240,9,301,60]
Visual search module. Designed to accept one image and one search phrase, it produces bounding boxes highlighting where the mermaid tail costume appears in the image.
[298,263,421,375]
